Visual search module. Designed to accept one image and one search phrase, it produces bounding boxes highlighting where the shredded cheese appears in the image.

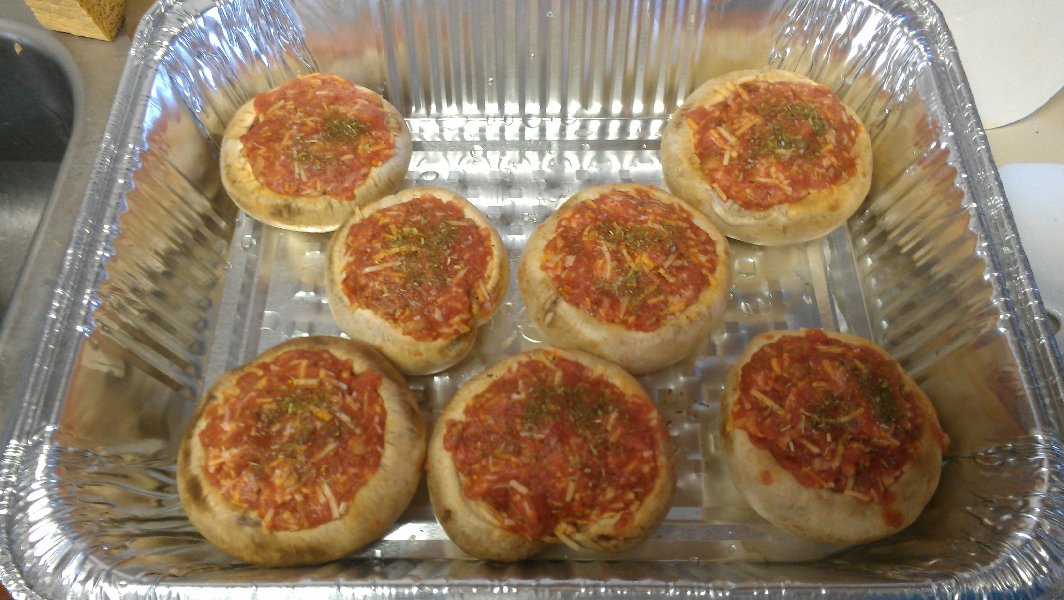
[751,389,785,414]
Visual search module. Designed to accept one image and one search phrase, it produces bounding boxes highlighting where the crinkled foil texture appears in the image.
[1,0,1062,598]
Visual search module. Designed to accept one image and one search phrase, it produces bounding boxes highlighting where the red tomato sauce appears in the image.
[541,188,720,332]
[198,348,386,532]
[728,330,945,504]
[341,194,495,342]
[443,353,665,539]
[687,79,862,210]
[241,73,396,200]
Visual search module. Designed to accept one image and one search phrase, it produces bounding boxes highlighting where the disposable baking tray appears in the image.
[2,0,1063,597]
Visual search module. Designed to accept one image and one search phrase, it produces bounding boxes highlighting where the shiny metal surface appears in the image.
[0,21,74,324]
[0,0,1062,598]
[0,7,127,423]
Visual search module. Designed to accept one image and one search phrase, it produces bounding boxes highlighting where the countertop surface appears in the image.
[984,87,1064,166]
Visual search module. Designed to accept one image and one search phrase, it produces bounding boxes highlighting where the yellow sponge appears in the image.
[24,0,126,41]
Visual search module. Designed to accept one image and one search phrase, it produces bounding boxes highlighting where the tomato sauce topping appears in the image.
[198,348,386,532]
[541,188,720,332]
[443,352,666,540]
[728,330,947,505]
[687,79,862,210]
[241,73,396,200]
[341,194,495,342]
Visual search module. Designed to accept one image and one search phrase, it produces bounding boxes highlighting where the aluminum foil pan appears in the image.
[2,0,1063,597]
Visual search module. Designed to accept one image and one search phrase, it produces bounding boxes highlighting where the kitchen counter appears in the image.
[985,88,1064,165]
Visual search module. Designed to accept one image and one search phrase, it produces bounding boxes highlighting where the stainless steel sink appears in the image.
[0,6,126,447]
[0,20,75,323]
